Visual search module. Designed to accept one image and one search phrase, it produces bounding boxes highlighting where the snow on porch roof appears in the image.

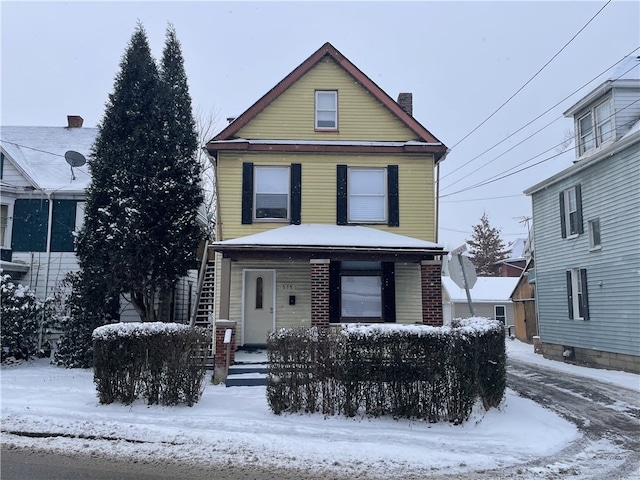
[442,276,519,303]
[214,224,443,252]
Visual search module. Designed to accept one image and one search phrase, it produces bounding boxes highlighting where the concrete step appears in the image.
[225,363,268,387]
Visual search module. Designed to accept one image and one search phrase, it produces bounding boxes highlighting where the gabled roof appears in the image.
[207,42,447,161]
[1,126,97,192]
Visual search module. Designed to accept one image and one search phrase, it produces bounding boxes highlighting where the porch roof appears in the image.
[213,224,445,257]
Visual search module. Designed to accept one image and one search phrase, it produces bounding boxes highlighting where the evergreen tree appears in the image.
[77,23,203,323]
[466,213,511,276]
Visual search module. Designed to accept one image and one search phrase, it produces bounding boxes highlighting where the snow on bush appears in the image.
[93,321,194,340]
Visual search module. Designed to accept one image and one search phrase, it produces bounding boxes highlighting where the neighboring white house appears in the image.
[1,116,204,325]
[441,276,519,326]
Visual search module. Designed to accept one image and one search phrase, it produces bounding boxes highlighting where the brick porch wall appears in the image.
[311,259,330,326]
[421,260,443,326]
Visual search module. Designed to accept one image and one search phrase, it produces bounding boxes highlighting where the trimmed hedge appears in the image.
[267,318,505,424]
[93,322,207,406]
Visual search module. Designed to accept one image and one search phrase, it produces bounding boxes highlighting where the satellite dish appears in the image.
[65,150,86,167]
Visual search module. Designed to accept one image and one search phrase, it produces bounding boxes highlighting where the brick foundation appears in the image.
[311,259,330,326]
[421,260,443,326]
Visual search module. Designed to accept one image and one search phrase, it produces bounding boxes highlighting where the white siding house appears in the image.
[524,56,640,374]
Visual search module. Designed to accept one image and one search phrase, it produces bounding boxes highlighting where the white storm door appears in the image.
[243,270,275,345]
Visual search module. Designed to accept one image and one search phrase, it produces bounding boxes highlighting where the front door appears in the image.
[243,270,275,346]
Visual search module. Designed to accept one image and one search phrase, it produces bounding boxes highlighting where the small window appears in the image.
[578,113,595,154]
[255,276,263,309]
[75,202,86,233]
[315,91,337,130]
[567,268,589,320]
[0,204,8,248]
[560,185,583,238]
[254,166,289,220]
[589,219,601,250]
[595,102,612,144]
[348,168,387,223]
[494,305,506,324]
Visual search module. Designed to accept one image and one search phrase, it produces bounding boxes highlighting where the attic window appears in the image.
[577,98,613,155]
[315,90,337,130]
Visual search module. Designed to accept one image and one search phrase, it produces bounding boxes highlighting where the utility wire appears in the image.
[439,47,639,186]
[447,0,612,153]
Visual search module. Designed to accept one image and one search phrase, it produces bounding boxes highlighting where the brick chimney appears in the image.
[397,93,413,117]
[67,115,84,128]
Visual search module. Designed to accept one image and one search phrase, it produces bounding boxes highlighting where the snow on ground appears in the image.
[1,340,638,478]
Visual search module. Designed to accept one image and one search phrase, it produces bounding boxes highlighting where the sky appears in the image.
[2,339,638,478]
[2,0,639,250]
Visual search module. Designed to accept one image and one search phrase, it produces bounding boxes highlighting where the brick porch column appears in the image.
[311,259,330,326]
[421,260,443,326]
[214,320,236,381]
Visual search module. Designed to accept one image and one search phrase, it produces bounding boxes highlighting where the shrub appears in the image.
[93,322,207,406]
[267,318,505,424]
[1,274,47,361]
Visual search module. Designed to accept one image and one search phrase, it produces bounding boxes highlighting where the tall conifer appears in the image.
[466,213,511,276]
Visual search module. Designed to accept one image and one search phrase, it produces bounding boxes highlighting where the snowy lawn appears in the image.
[1,339,637,478]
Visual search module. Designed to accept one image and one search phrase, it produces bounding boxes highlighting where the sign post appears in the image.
[448,245,477,317]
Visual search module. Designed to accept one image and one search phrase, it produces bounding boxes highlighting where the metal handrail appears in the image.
[190,238,210,327]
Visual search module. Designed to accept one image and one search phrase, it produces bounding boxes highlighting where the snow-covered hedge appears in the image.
[93,322,208,406]
[266,318,506,423]
[1,273,48,361]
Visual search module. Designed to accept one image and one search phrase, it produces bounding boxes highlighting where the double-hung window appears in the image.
[494,305,506,324]
[348,168,387,223]
[566,268,589,320]
[315,90,337,130]
[588,218,601,250]
[254,166,290,220]
[242,163,301,225]
[559,185,583,238]
[577,99,613,155]
[337,165,399,227]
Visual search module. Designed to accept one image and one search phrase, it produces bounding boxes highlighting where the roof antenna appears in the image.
[64,150,86,180]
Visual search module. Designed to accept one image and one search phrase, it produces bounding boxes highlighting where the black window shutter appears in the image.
[11,199,49,252]
[241,162,254,225]
[575,184,584,234]
[566,270,573,319]
[387,165,399,227]
[382,262,396,322]
[329,261,341,323]
[580,268,589,320]
[336,165,348,225]
[559,191,567,239]
[290,163,301,225]
[50,200,77,252]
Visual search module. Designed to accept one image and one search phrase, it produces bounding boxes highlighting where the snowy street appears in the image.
[1,339,639,479]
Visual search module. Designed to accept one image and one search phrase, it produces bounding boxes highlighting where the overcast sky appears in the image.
[2,1,638,250]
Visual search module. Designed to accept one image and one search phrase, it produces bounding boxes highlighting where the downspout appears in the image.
[37,190,54,352]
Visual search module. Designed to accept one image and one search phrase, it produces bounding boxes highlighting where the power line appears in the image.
[440,98,640,198]
[440,194,523,203]
[447,0,613,153]
[439,47,639,187]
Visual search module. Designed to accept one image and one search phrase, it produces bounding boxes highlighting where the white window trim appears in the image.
[253,166,290,222]
[348,167,387,224]
[0,203,9,248]
[577,98,614,155]
[494,305,506,323]
[74,201,86,234]
[563,187,580,238]
[588,218,601,251]
[315,90,338,130]
[569,268,585,320]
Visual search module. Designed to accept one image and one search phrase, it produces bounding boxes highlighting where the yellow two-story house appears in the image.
[206,42,448,348]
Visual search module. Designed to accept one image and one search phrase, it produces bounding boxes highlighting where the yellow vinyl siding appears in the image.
[236,58,416,141]
[223,260,312,346]
[217,151,436,241]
